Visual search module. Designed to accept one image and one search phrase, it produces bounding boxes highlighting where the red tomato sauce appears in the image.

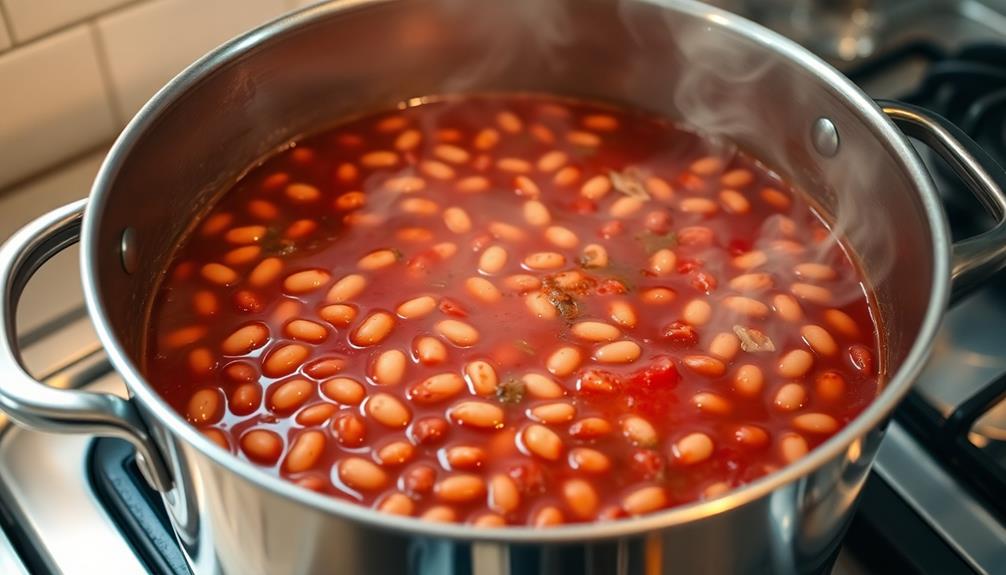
[145,94,881,526]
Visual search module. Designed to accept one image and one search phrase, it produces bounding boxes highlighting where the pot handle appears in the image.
[878,100,1006,304]
[0,199,172,491]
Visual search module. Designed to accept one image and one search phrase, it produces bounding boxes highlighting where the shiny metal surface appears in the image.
[0,199,170,491]
[0,306,149,575]
[0,368,150,575]
[119,227,138,275]
[0,528,29,575]
[812,117,841,158]
[0,0,996,572]
[0,303,161,575]
[914,284,1006,431]
[879,101,1006,303]
[873,423,1006,573]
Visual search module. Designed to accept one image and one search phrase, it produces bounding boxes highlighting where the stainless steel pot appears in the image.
[1,1,1005,573]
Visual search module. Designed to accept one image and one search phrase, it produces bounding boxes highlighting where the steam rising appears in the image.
[429,0,894,310]
[618,0,895,311]
[437,0,575,92]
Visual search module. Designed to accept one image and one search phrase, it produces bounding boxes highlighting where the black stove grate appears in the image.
[944,372,1006,506]
[896,377,1006,521]
[87,438,191,575]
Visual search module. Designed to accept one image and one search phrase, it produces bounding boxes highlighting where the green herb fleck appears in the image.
[260,226,298,257]
[496,376,526,405]
[636,230,677,254]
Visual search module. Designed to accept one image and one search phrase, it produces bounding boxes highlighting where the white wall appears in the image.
[0,0,323,191]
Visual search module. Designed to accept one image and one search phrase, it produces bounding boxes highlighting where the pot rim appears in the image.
[81,0,951,542]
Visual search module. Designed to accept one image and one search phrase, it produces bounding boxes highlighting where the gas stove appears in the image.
[2,2,1006,574]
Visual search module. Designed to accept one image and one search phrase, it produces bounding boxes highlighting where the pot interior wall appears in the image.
[90,0,934,387]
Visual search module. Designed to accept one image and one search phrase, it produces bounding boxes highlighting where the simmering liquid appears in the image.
[145,95,880,526]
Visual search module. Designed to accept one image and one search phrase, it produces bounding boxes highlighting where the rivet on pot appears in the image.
[120,227,138,274]
[811,118,840,158]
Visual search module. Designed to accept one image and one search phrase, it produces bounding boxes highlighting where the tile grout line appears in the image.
[0,0,149,51]
[0,142,112,199]
[0,0,301,64]
[0,0,302,193]
[88,21,127,125]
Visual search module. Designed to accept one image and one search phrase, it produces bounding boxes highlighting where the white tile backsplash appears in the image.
[0,25,116,190]
[0,149,107,335]
[0,9,11,51]
[97,0,287,119]
[0,1,310,336]
[0,0,302,196]
[2,0,131,42]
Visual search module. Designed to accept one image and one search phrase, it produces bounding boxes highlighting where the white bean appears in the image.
[546,346,582,377]
[593,341,641,363]
[465,277,501,303]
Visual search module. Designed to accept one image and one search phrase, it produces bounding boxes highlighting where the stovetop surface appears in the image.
[2,1,1006,574]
